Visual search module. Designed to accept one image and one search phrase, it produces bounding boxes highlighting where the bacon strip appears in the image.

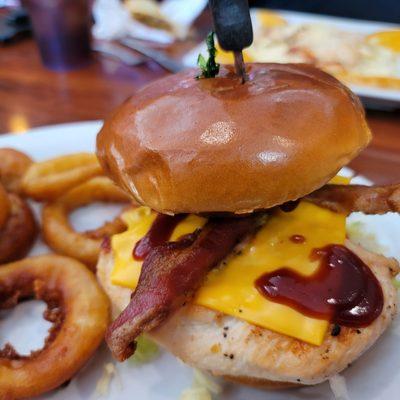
[305,183,400,215]
[106,215,260,361]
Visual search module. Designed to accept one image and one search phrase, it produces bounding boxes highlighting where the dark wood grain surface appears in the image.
[0,36,399,184]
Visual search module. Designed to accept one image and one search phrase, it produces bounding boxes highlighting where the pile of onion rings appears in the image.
[0,148,33,194]
[21,153,103,201]
[0,255,109,399]
[42,176,130,269]
[0,149,128,397]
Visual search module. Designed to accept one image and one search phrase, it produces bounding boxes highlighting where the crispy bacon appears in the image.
[305,183,400,215]
[106,215,260,361]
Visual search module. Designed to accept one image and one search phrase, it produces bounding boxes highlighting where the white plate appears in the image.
[183,10,400,109]
[0,121,399,400]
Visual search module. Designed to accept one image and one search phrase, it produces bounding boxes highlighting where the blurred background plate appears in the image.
[279,11,400,109]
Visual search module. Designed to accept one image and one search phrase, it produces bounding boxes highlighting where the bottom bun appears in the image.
[97,240,398,387]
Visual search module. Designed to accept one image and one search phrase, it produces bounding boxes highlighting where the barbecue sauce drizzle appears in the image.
[255,245,383,327]
[133,214,186,260]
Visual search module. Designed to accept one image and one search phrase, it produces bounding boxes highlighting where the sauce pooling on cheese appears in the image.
[255,244,383,327]
[133,214,186,260]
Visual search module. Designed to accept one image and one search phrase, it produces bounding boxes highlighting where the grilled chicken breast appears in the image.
[97,240,399,387]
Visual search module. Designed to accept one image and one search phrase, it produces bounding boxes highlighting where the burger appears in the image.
[95,63,399,388]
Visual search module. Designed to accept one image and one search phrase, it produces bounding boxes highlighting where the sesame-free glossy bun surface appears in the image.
[97,63,371,214]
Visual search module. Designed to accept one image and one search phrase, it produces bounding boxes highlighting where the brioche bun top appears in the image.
[97,63,371,214]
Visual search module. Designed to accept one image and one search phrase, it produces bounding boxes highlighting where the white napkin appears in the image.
[92,0,207,44]
[0,0,20,7]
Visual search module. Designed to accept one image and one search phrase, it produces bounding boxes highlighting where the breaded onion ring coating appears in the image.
[84,217,127,240]
[21,153,103,201]
[42,176,129,269]
[0,255,110,399]
[0,183,10,230]
[0,194,37,264]
[0,148,32,194]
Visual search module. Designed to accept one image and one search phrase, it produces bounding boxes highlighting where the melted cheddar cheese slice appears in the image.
[195,202,345,345]
[111,191,346,346]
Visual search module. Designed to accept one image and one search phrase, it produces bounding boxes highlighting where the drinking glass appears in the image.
[23,0,92,71]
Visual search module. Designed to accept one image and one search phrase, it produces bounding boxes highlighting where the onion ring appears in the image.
[42,176,130,269]
[84,217,127,240]
[0,148,33,194]
[0,183,10,230]
[0,193,37,264]
[0,255,110,399]
[21,153,103,201]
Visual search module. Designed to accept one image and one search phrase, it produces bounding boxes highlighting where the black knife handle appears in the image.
[209,0,253,51]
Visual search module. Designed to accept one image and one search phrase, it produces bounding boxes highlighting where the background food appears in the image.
[185,9,400,91]
[244,12,400,89]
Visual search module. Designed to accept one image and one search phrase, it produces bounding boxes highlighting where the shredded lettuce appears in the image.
[180,369,222,400]
[193,369,222,395]
[129,335,159,364]
[329,374,350,400]
[180,387,212,400]
[393,277,400,290]
[95,363,117,397]
[346,221,385,254]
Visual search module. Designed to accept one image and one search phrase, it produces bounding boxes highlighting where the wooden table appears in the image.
[0,37,399,184]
